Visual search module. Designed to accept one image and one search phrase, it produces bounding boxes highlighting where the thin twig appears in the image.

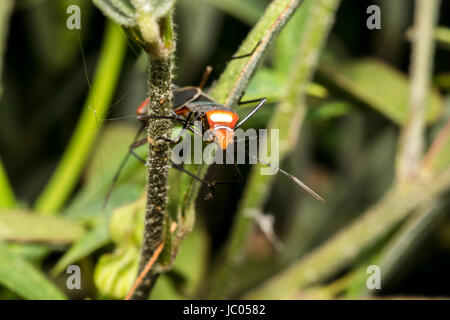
[396,0,440,181]
[125,241,165,300]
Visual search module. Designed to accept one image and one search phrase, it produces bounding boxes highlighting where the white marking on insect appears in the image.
[209,112,234,123]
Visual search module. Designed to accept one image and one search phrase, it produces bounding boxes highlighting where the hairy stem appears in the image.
[130,53,174,300]
[396,0,440,181]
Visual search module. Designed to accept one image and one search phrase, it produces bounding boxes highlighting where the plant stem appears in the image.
[211,0,304,106]
[34,21,127,214]
[130,51,175,301]
[125,241,165,300]
[209,0,341,299]
[396,0,440,181]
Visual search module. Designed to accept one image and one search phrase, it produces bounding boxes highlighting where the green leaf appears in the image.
[130,0,176,48]
[171,223,209,295]
[274,0,314,75]
[94,244,139,299]
[0,210,85,244]
[151,223,209,299]
[320,59,443,125]
[84,123,145,190]
[131,0,176,18]
[307,100,356,122]
[204,0,266,26]
[108,197,145,245]
[0,242,66,299]
[245,68,328,103]
[51,223,109,276]
[244,68,286,102]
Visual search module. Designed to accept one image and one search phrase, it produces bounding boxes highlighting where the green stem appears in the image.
[130,12,175,299]
[209,0,341,299]
[396,0,440,181]
[34,21,127,214]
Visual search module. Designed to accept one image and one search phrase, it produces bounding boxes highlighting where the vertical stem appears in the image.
[130,54,174,300]
[396,0,440,181]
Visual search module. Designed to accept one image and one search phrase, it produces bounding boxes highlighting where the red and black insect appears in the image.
[135,85,265,150]
[102,49,324,208]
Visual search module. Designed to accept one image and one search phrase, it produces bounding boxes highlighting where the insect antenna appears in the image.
[245,149,324,203]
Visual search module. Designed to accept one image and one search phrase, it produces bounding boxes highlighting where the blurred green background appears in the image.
[0,0,450,299]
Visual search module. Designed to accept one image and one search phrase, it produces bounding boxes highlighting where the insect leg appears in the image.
[160,112,203,144]
[202,150,244,199]
[198,66,213,90]
[198,41,261,89]
[170,150,243,200]
[129,138,148,164]
[169,160,216,195]
[102,125,146,210]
